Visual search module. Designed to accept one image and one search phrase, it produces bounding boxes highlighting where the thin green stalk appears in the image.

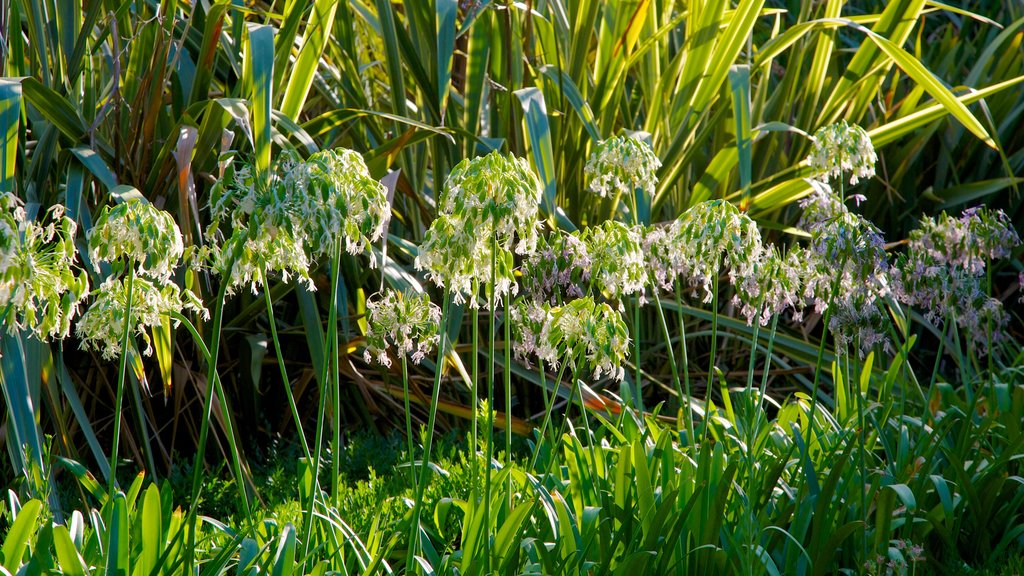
[260,270,312,462]
[302,243,344,567]
[108,261,136,498]
[503,290,513,513]
[184,275,230,574]
[329,245,343,506]
[851,344,869,566]
[633,298,643,411]
[471,282,480,493]
[628,187,643,411]
[652,292,685,425]
[402,355,416,575]
[411,294,452,569]
[484,232,497,572]
[700,261,720,446]
[546,348,584,480]
[674,280,695,447]
[742,296,765,576]
[528,353,572,472]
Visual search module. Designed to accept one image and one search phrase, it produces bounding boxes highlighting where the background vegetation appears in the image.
[2,0,1023,574]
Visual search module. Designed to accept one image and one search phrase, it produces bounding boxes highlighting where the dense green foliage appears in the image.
[2,0,1024,574]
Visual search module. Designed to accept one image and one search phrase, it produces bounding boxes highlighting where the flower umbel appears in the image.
[363,289,442,368]
[584,221,647,308]
[0,194,89,340]
[806,120,877,185]
[672,199,763,303]
[521,231,592,305]
[77,276,206,360]
[90,198,184,282]
[892,206,1020,354]
[438,150,542,255]
[297,148,390,261]
[549,297,630,381]
[585,134,662,200]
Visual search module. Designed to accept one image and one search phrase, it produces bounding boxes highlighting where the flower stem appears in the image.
[260,270,312,462]
[411,294,451,568]
[108,261,135,499]
[700,260,720,446]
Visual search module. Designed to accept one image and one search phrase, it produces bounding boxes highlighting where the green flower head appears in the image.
[364,289,441,368]
[298,148,390,262]
[77,276,206,361]
[549,297,630,381]
[585,134,661,200]
[89,198,184,282]
[0,194,89,341]
[806,120,877,186]
[584,221,647,309]
[438,150,543,255]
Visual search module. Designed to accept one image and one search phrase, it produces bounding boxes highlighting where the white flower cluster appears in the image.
[296,148,390,262]
[512,296,629,380]
[806,120,877,185]
[79,198,206,359]
[208,158,314,294]
[209,148,387,295]
[551,297,630,381]
[77,276,206,360]
[90,198,184,282]
[583,221,647,309]
[798,182,891,355]
[521,231,592,305]
[893,206,1020,354]
[672,200,763,304]
[0,194,89,341]
[585,134,662,200]
[363,289,441,368]
[733,246,807,327]
[510,300,558,369]
[416,151,542,307]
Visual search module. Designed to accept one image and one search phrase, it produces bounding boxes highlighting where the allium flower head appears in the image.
[549,297,630,381]
[510,299,558,369]
[438,150,542,255]
[585,134,661,200]
[732,246,806,326]
[673,200,763,303]
[77,276,206,360]
[297,148,390,261]
[806,120,877,185]
[583,221,647,308]
[800,180,887,283]
[521,231,592,305]
[893,206,1020,354]
[89,199,184,282]
[363,289,441,368]
[0,194,89,341]
[415,213,516,307]
[207,157,314,295]
[798,184,891,356]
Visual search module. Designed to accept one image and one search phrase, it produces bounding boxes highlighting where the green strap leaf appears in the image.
[280,0,339,121]
[0,499,42,571]
[244,24,275,173]
[0,79,21,194]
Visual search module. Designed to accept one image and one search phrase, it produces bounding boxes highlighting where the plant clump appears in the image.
[78,198,205,359]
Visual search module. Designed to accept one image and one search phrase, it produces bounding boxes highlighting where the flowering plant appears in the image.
[806,120,877,186]
[0,194,89,341]
[363,289,441,368]
[585,134,661,200]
